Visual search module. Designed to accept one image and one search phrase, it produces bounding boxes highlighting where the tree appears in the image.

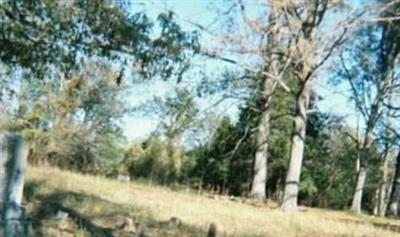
[0,0,199,174]
[0,0,199,129]
[190,0,293,200]
[388,150,400,216]
[276,0,346,212]
[0,0,198,80]
[152,88,199,146]
[373,89,398,216]
[189,117,242,194]
[192,1,354,206]
[0,61,127,174]
[337,2,400,213]
[203,0,353,211]
[247,3,285,200]
[185,84,292,198]
[123,136,186,185]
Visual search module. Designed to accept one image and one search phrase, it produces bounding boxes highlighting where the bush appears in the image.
[123,137,185,185]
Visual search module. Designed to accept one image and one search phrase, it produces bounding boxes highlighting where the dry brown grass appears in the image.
[27,166,400,237]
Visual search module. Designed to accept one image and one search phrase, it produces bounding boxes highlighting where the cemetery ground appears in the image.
[25,166,400,237]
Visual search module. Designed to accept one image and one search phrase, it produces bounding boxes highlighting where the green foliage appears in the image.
[156,88,199,141]
[183,90,378,211]
[188,116,250,194]
[267,85,295,198]
[0,0,199,176]
[1,0,397,217]
[0,61,128,175]
[299,112,357,208]
[0,0,198,80]
[123,136,185,184]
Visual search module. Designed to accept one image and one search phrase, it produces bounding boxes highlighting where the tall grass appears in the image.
[27,166,400,237]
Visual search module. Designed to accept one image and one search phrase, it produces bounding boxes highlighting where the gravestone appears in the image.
[117,174,130,182]
[207,223,217,237]
[0,133,30,237]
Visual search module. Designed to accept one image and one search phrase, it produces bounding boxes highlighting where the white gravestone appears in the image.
[0,133,29,237]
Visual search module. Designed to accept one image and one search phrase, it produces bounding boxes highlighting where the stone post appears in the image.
[0,133,30,237]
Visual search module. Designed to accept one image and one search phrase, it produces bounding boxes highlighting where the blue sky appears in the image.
[122,0,359,141]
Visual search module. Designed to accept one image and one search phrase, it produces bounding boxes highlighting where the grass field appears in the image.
[25,166,400,237]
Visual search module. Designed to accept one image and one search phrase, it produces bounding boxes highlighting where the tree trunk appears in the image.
[250,3,280,200]
[377,84,397,217]
[281,82,311,212]
[377,149,393,216]
[373,188,379,216]
[351,165,367,213]
[350,130,373,213]
[387,150,400,217]
[250,78,275,200]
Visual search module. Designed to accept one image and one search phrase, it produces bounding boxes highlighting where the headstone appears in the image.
[135,223,147,237]
[55,210,69,227]
[120,217,136,232]
[207,222,217,237]
[167,217,181,228]
[0,133,30,237]
[117,175,130,182]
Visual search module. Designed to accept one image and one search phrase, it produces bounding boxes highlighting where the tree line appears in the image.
[1,0,400,217]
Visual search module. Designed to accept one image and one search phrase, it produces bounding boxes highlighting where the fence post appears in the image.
[0,133,30,237]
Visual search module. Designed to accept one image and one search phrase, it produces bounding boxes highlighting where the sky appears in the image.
[122,0,359,141]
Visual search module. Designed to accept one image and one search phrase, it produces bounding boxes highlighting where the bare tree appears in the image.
[339,4,400,212]
[191,1,292,200]
[277,0,400,213]
[388,148,400,216]
[249,3,282,200]
[374,90,397,216]
[181,1,396,208]
[276,0,345,212]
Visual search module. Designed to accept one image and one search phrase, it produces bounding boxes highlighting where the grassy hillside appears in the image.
[25,166,400,237]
